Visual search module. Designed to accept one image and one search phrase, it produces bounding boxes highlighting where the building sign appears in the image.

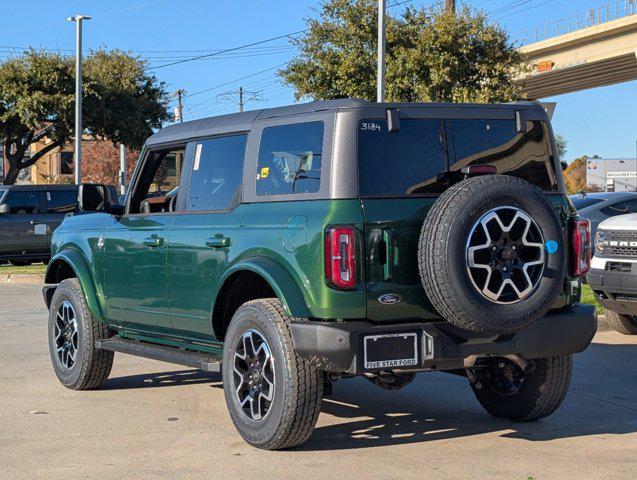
[535,60,554,72]
[607,171,637,178]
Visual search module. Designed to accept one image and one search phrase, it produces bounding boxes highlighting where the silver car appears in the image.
[569,192,637,240]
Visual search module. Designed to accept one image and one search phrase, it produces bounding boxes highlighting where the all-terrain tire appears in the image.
[419,174,566,335]
[604,308,637,335]
[48,278,114,390]
[222,299,323,450]
[471,355,572,421]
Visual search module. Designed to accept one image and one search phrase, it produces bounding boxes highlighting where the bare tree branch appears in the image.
[19,140,63,169]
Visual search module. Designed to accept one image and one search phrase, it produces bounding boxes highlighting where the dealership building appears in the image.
[586,158,637,192]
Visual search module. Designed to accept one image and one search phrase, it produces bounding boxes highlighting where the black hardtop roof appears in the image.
[0,184,77,191]
[146,98,544,147]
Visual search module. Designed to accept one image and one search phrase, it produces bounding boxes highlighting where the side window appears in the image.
[601,202,629,216]
[256,122,323,195]
[626,199,637,213]
[46,190,77,213]
[188,134,247,212]
[129,146,185,214]
[6,191,40,214]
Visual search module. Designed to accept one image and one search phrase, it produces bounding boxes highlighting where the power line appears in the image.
[184,64,285,100]
[495,0,557,19]
[150,30,307,70]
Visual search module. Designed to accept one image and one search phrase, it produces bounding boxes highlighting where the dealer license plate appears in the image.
[363,332,418,370]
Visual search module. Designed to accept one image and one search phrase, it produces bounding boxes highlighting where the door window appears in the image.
[256,122,323,195]
[188,134,247,211]
[129,146,185,214]
[46,190,78,213]
[6,191,40,214]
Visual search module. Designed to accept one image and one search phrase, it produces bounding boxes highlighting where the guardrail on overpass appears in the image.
[516,0,636,46]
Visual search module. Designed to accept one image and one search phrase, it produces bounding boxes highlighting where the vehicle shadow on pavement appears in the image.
[103,369,222,390]
[300,342,637,451]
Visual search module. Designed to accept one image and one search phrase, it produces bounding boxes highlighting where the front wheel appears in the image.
[604,308,637,335]
[470,355,572,421]
[222,299,323,450]
[48,278,114,390]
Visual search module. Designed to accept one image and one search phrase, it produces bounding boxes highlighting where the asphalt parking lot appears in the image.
[1,284,636,480]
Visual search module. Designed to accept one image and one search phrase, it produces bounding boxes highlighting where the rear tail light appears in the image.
[572,218,591,276]
[461,165,497,175]
[325,225,356,290]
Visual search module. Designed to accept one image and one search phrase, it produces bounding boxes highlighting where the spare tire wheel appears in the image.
[418,175,565,335]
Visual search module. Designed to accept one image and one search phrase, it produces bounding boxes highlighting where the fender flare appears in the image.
[215,257,312,318]
[45,249,106,323]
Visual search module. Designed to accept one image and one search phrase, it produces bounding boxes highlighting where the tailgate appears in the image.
[362,198,440,322]
[361,195,573,323]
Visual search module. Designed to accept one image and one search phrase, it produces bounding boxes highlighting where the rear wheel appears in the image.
[604,308,637,335]
[470,355,572,421]
[48,278,114,390]
[222,299,323,450]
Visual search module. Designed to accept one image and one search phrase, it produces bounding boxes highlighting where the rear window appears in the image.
[256,122,323,196]
[358,118,557,195]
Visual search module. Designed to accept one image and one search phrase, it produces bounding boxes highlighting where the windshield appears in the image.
[0,189,6,203]
[358,118,557,195]
[569,196,605,210]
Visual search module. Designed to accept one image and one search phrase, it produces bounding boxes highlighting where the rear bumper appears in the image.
[289,304,597,374]
[588,264,637,315]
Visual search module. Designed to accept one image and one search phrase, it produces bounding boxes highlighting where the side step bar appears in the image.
[95,337,221,372]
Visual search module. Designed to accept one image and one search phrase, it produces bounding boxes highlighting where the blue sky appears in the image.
[0,0,635,161]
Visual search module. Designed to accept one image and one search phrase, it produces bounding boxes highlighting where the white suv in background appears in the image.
[588,214,637,334]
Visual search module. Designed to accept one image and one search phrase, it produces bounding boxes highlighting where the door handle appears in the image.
[382,230,397,281]
[206,235,231,248]
[143,236,164,248]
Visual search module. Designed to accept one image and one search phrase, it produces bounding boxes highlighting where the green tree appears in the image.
[556,134,567,161]
[0,49,170,185]
[280,0,526,103]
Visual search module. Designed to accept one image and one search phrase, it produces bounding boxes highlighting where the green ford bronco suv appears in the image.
[43,99,597,450]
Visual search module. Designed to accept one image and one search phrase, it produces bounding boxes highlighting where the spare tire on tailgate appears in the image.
[418,174,565,335]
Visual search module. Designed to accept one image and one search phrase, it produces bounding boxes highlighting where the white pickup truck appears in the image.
[588,214,637,334]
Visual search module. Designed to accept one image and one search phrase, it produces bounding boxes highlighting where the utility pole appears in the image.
[377,0,386,103]
[67,14,91,185]
[218,87,261,113]
[119,144,127,196]
[174,89,185,122]
[445,0,455,12]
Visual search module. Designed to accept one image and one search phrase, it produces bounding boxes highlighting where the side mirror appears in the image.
[0,203,8,214]
[79,183,117,213]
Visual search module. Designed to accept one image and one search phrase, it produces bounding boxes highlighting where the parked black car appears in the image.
[0,184,79,265]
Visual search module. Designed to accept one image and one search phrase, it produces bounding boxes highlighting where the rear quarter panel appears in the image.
[236,199,366,319]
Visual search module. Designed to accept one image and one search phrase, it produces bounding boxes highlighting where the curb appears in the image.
[0,274,45,285]
[597,314,611,332]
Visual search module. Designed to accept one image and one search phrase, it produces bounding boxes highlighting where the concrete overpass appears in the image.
[518,2,637,99]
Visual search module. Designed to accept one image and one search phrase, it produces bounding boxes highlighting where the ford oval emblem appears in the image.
[378,293,401,305]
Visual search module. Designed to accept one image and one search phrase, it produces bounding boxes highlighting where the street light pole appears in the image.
[67,14,91,185]
[377,0,386,103]
[119,144,127,196]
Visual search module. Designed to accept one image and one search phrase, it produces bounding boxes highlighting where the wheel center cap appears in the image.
[501,248,517,261]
